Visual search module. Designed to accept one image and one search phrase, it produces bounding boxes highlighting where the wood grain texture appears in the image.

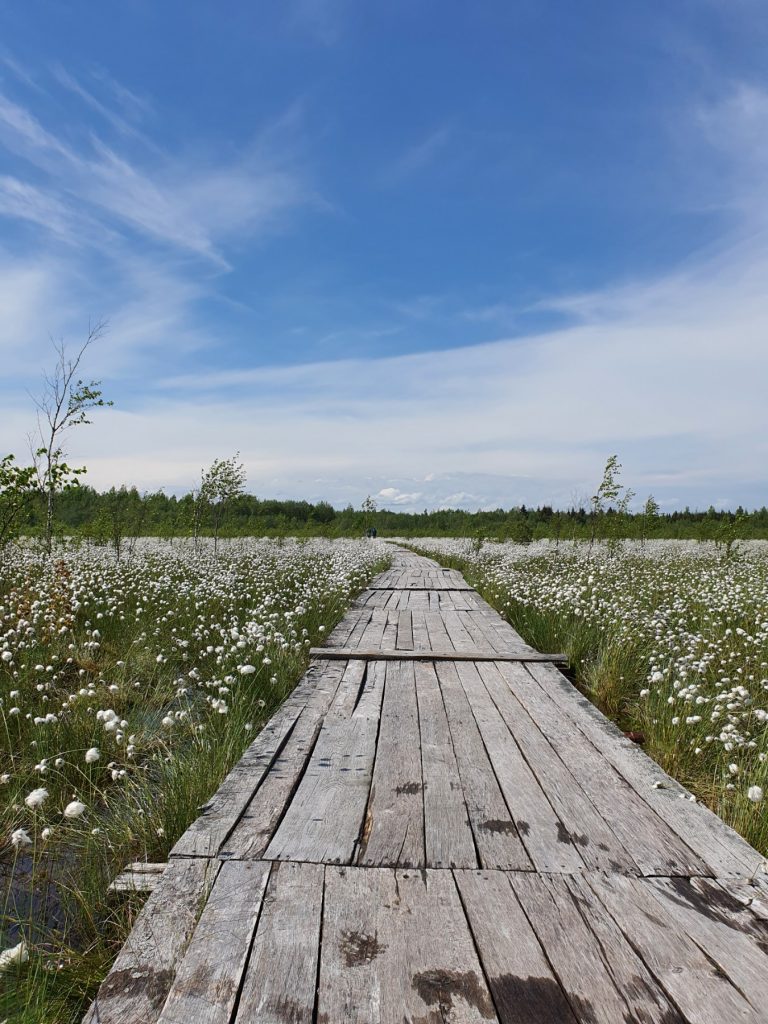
[585,872,762,1023]
[308,647,567,663]
[319,867,499,1024]
[84,858,219,1024]
[457,660,585,873]
[436,661,531,870]
[415,660,478,868]
[157,860,270,1024]
[455,869,578,1024]
[357,660,425,868]
[526,660,762,876]
[477,661,640,875]
[499,661,707,877]
[233,861,324,1024]
[265,661,384,864]
[511,872,679,1024]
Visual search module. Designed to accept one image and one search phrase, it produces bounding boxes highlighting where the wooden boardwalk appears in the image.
[86,548,768,1024]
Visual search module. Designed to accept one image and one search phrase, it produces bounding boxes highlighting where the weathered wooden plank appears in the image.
[455,660,585,873]
[409,606,431,648]
[84,858,219,1024]
[368,585,476,591]
[716,877,768,922]
[563,873,685,1024]
[345,608,377,649]
[512,873,677,1024]
[308,647,567,663]
[415,660,477,868]
[441,610,476,652]
[109,862,166,894]
[319,867,498,1024]
[327,605,370,645]
[357,660,425,868]
[436,661,531,870]
[358,608,389,650]
[585,872,761,1023]
[396,609,413,650]
[265,662,384,864]
[157,860,270,1024]
[170,661,347,858]
[453,609,508,654]
[526,661,763,876]
[645,876,768,1006]
[222,698,332,860]
[424,609,454,651]
[499,661,707,877]
[407,589,429,610]
[459,609,533,656]
[233,861,324,1024]
[381,611,398,648]
[455,870,578,1024]
[476,661,640,874]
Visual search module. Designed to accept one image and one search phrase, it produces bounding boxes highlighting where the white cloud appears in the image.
[0,85,311,263]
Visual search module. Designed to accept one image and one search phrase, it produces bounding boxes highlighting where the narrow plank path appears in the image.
[86,546,768,1024]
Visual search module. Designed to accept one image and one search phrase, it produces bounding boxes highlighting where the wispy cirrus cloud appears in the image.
[0,73,313,265]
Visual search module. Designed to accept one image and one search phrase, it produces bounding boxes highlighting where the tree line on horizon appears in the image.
[16,482,768,546]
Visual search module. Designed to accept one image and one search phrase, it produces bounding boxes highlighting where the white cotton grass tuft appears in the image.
[0,940,28,972]
[63,800,87,819]
[238,664,256,675]
[11,828,32,847]
[85,747,100,763]
[24,787,49,809]
[748,785,764,804]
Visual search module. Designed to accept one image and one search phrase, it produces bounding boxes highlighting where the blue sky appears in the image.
[0,0,767,511]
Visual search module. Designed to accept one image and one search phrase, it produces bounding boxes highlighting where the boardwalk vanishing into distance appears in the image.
[86,547,768,1024]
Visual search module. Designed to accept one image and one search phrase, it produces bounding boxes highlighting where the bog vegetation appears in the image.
[0,538,387,1021]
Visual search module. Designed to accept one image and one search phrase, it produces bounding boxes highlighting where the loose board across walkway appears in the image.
[85,546,768,1024]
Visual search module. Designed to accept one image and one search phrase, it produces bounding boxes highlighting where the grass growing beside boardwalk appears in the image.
[409,539,768,857]
[0,538,388,1023]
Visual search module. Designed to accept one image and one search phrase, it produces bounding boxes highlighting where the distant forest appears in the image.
[20,485,768,543]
